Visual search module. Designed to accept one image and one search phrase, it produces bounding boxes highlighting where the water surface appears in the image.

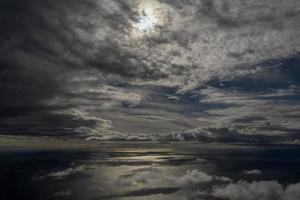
[1,143,300,200]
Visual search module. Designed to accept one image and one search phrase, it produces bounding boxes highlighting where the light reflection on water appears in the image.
[1,143,300,200]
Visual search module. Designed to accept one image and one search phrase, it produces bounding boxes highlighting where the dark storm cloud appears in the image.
[0,0,167,79]
[0,0,130,136]
[0,0,299,141]
[2,0,299,85]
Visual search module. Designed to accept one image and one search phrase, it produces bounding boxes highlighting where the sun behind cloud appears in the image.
[132,0,171,37]
[137,9,156,32]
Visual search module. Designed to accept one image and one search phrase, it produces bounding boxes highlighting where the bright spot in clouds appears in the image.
[137,14,155,32]
[133,0,170,35]
[136,6,158,33]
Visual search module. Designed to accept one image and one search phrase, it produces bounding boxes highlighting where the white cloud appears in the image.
[244,169,263,175]
[48,166,86,179]
[36,165,96,180]
[215,176,232,182]
[172,169,214,186]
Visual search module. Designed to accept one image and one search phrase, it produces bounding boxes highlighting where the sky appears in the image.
[0,0,300,143]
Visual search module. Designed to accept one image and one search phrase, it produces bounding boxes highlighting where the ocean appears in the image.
[1,143,300,200]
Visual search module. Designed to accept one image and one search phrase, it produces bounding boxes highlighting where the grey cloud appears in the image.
[244,169,263,175]
[170,169,231,186]
[3,0,299,84]
[232,116,266,124]
[53,190,72,197]
[174,123,300,143]
[94,187,180,199]
[116,167,231,190]
[194,85,300,142]
[1,0,300,139]
[82,121,300,143]
[212,181,300,200]
[116,167,161,187]
[171,169,214,186]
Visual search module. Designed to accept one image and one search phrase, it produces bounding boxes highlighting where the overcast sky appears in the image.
[1,0,300,143]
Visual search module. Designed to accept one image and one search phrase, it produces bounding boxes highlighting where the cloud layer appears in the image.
[0,0,299,141]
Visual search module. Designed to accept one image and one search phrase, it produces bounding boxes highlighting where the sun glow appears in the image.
[131,1,171,38]
[136,7,157,32]
[138,14,155,32]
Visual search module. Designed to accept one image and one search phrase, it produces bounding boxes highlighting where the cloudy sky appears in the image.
[1,0,300,143]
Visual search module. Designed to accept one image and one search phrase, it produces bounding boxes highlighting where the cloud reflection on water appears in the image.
[1,143,300,200]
